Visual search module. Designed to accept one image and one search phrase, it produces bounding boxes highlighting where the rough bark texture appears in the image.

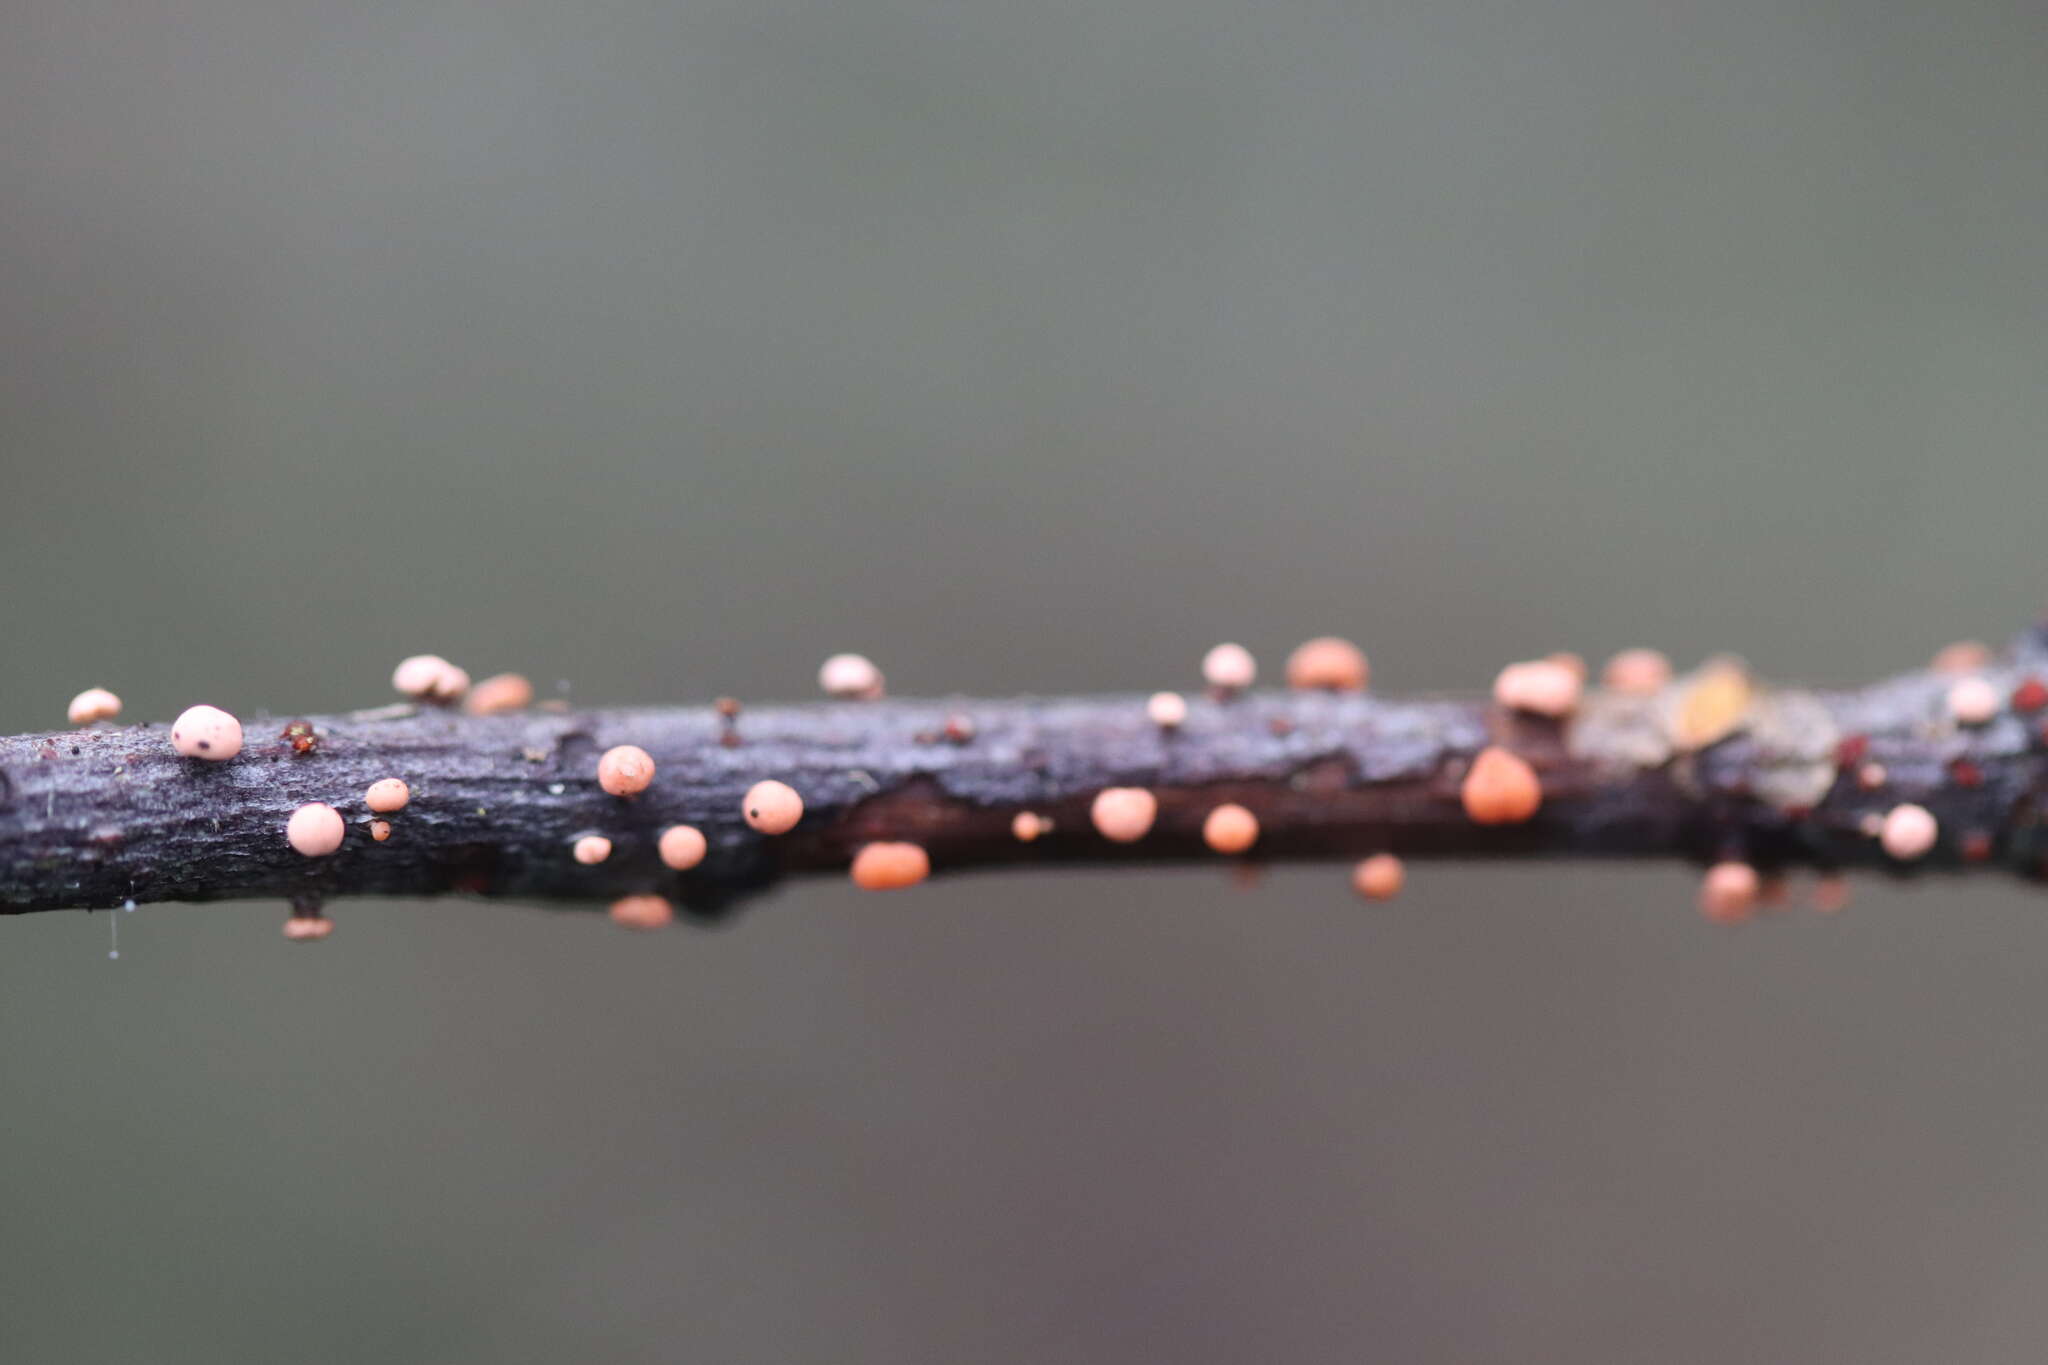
[6,628,2048,923]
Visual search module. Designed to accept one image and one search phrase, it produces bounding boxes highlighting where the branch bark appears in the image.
[6,629,2048,923]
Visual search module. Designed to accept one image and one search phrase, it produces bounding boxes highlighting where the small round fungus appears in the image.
[608,894,675,930]
[286,803,346,857]
[573,835,613,865]
[283,916,334,942]
[743,779,804,834]
[1147,691,1189,729]
[1352,854,1405,902]
[1492,659,1582,718]
[1011,811,1048,842]
[1811,874,1851,913]
[1931,640,1992,675]
[597,745,656,797]
[1284,637,1369,693]
[67,688,122,725]
[819,653,886,700]
[1202,803,1260,855]
[1201,643,1257,693]
[1698,862,1760,923]
[171,705,243,761]
[1947,676,2000,727]
[365,779,410,813]
[850,841,931,890]
[1880,803,1939,861]
[1460,746,1543,825]
[465,673,535,715]
[1090,787,1158,843]
[1600,648,1673,696]
[658,824,708,871]
[390,655,469,702]
[369,819,392,843]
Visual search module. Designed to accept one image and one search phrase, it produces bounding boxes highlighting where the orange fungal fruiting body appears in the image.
[1880,804,1939,861]
[597,745,656,797]
[1352,854,1405,901]
[743,780,805,834]
[850,842,931,890]
[1698,862,1760,923]
[466,673,535,715]
[365,779,410,813]
[608,894,675,930]
[1460,746,1542,825]
[1284,637,1369,692]
[1202,803,1260,855]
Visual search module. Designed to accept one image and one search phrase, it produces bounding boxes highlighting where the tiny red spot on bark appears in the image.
[1961,831,1994,862]
[1950,758,1984,788]
[1835,735,1869,768]
[2014,679,2048,713]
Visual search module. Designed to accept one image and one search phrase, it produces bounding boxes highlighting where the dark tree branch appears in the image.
[7,627,2048,923]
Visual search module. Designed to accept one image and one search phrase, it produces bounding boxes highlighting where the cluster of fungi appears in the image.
[15,623,2048,943]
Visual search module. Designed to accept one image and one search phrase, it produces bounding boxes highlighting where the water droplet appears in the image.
[122,898,136,913]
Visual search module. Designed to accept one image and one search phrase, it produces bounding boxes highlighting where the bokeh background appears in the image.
[5,1,2048,1360]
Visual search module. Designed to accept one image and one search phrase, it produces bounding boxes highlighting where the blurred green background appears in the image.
[5,1,2048,1360]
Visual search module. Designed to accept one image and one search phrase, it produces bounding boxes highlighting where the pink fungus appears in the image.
[1600,648,1673,696]
[171,705,243,761]
[573,835,613,865]
[1201,803,1260,855]
[365,779,410,813]
[1146,691,1189,729]
[1090,787,1158,843]
[1352,854,1405,902]
[286,803,346,857]
[67,688,122,725]
[1880,804,1939,861]
[1461,746,1543,825]
[819,654,885,700]
[1284,637,1369,693]
[1201,643,1257,694]
[1947,676,2000,726]
[283,916,334,942]
[658,825,708,871]
[597,745,656,797]
[465,673,535,715]
[1698,862,1760,923]
[743,780,804,834]
[850,842,931,890]
[1492,659,1582,718]
[608,894,674,931]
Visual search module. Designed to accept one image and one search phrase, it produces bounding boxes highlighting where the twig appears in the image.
[6,629,2048,924]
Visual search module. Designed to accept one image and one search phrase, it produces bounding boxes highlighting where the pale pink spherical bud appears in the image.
[286,803,346,857]
[819,653,886,700]
[658,824,708,871]
[597,745,656,797]
[1880,804,1939,861]
[1201,803,1260,855]
[1946,676,2000,726]
[1351,854,1405,902]
[742,780,804,834]
[392,655,453,698]
[465,673,534,715]
[573,835,613,865]
[608,894,674,930]
[171,705,243,761]
[1201,643,1257,693]
[1698,862,1760,923]
[1146,691,1188,729]
[1090,787,1158,843]
[283,916,335,942]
